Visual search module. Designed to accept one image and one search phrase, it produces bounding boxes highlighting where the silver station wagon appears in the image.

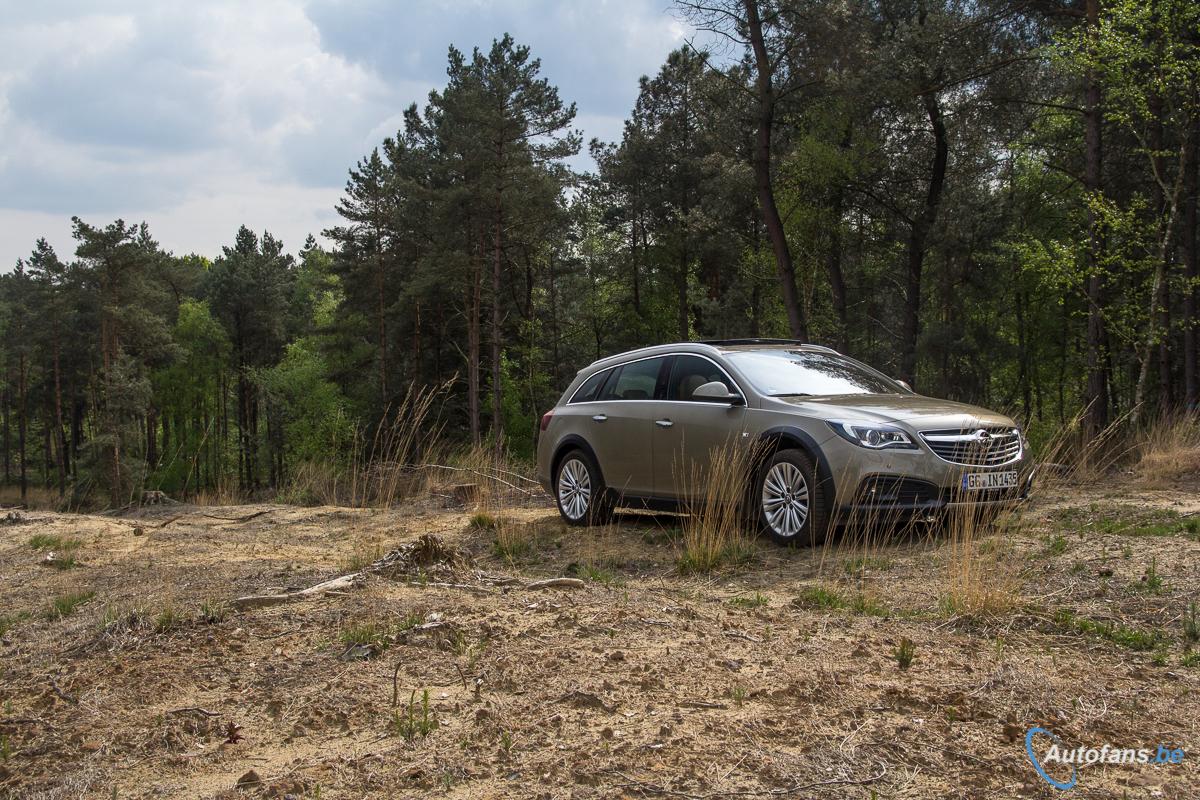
[536,340,1035,545]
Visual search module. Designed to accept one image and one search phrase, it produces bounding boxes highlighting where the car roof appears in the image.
[580,340,841,373]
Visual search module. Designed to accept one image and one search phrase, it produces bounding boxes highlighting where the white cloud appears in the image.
[0,0,688,268]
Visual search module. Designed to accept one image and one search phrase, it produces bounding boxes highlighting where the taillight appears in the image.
[539,410,554,431]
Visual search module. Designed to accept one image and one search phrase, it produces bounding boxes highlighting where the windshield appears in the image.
[727,350,906,396]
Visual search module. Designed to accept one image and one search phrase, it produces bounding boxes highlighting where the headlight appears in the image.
[828,421,917,450]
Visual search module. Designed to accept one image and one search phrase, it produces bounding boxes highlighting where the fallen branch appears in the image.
[48,679,78,705]
[197,510,270,523]
[409,464,538,497]
[525,578,585,590]
[168,707,219,718]
[422,582,496,595]
[233,572,363,610]
[678,700,727,710]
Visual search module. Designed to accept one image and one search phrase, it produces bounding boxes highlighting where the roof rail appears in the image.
[698,338,840,354]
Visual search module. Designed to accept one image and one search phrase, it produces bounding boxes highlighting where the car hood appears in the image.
[766,393,1016,430]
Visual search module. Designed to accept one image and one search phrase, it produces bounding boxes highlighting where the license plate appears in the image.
[961,470,1018,491]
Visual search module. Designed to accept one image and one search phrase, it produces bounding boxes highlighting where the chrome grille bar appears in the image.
[918,427,1023,467]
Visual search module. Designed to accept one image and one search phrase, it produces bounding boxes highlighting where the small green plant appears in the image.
[1042,534,1068,556]
[1185,519,1200,540]
[0,612,31,638]
[1055,609,1161,652]
[46,590,95,620]
[393,689,438,740]
[728,592,768,609]
[28,534,81,551]
[469,511,498,530]
[499,729,513,756]
[1183,601,1199,643]
[576,564,622,587]
[1131,557,1166,595]
[1181,651,1200,668]
[793,585,847,610]
[894,637,916,671]
[340,546,381,573]
[1068,560,1087,575]
[0,733,12,763]
[398,610,425,632]
[730,685,747,706]
[843,556,892,575]
[850,594,889,617]
[199,600,228,624]
[641,526,682,546]
[154,605,182,633]
[340,622,389,650]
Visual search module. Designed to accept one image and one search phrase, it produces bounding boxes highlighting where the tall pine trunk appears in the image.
[3,383,10,486]
[1184,116,1199,409]
[1083,0,1110,438]
[18,352,27,503]
[744,0,807,341]
[375,245,388,408]
[467,237,483,444]
[52,337,66,497]
[827,185,849,353]
[900,89,948,388]
[491,196,504,452]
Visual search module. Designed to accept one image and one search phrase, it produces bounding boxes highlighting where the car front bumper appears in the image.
[820,433,1035,520]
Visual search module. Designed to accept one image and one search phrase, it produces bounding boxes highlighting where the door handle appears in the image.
[655,419,674,428]
[592,414,607,422]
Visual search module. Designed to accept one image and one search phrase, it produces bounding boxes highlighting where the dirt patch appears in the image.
[1,485,1198,798]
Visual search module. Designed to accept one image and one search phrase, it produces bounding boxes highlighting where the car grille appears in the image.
[918,427,1022,467]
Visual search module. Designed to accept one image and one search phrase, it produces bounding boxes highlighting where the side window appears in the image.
[570,368,611,404]
[599,357,666,401]
[668,355,733,401]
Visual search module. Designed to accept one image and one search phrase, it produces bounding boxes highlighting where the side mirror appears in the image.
[895,379,913,393]
[693,380,744,405]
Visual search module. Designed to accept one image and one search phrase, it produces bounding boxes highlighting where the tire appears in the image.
[554,448,614,527]
[755,448,828,547]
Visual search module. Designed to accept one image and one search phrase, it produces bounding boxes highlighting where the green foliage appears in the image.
[1055,609,1162,651]
[47,590,95,620]
[393,689,438,740]
[728,592,769,609]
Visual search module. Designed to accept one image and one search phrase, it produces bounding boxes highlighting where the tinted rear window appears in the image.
[599,357,665,401]
[570,368,611,403]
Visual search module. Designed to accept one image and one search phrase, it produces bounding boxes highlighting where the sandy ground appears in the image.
[1,479,1198,799]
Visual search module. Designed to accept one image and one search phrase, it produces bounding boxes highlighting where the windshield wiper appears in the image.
[769,392,812,397]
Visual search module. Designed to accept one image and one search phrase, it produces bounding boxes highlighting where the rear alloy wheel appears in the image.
[756,449,827,546]
[555,449,612,526]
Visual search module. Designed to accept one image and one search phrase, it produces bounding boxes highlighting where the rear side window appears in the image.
[668,355,734,401]
[599,357,666,401]
[569,369,612,404]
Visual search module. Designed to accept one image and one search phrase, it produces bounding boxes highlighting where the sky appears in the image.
[0,0,691,268]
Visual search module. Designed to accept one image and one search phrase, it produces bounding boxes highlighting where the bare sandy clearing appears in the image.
[0,486,1197,799]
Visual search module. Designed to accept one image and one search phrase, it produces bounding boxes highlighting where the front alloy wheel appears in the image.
[762,461,809,538]
[756,449,827,546]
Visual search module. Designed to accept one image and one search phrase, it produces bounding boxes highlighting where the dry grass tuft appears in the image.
[675,442,759,574]
[940,506,1020,618]
[1131,411,1200,487]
